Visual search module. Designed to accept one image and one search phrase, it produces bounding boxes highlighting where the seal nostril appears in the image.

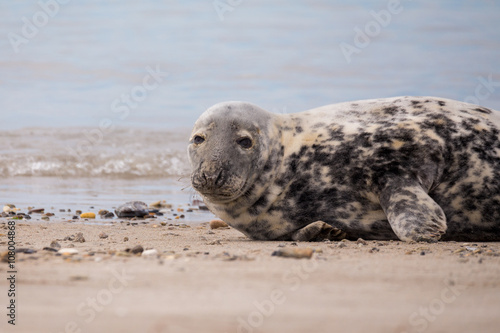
[215,169,224,186]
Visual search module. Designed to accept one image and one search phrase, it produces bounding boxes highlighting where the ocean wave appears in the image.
[1,127,192,178]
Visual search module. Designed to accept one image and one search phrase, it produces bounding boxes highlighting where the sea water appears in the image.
[1,1,499,214]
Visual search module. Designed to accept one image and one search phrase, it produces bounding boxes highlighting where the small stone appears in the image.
[76,210,82,215]
[44,212,55,216]
[15,248,37,254]
[58,248,79,256]
[98,209,109,216]
[356,238,368,245]
[59,209,66,212]
[74,232,86,243]
[160,222,167,226]
[369,247,380,253]
[80,212,96,219]
[50,241,61,249]
[420,251,426,256]
[123,237,129,242]
[103,212,115,219]
[99,232,108,239]
[3,204,20,213]
[43,247,58,252]
[70,275,89,281]
[115,201,149,218]
[0,251,10,263]
[142,249,159,257]
[129,245,144,254]
[41,216,50,221]
[28,208,45,214]
[272,248,314,259]
[149,200,172,209]
[209,219,229,229]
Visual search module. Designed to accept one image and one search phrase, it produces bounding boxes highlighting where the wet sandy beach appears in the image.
[1,218,500,333]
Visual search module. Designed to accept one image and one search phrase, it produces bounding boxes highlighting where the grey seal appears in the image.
[188,96,500,242]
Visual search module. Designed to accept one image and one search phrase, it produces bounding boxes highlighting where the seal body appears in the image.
[188,97,500,242]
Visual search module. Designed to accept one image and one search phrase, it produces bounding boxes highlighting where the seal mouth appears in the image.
[197,179,249,204]
[199,192,238,204]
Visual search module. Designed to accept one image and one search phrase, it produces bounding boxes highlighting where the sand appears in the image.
[1,219,500,333]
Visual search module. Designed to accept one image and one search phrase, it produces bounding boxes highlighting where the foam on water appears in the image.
[1,127,192,178]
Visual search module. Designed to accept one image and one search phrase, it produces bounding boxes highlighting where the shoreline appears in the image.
[1,219,500,333]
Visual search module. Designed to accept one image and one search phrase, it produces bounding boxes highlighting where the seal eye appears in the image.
[236,137,253,149]
[193,135,205,145]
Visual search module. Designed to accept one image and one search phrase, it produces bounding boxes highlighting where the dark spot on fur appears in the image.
[474,107,492,114]
[383,106,399,115]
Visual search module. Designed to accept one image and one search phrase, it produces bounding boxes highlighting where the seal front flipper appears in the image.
[379,176,447,242]
[287,221,346,242]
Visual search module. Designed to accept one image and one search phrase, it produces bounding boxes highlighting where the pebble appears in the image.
[41,216,50,221]
[103,212,115,219]
[115,201,149,218]
[210,219,229,229]
[43,247,59,252]
[3,204,20,213]
[123,237,129,242]
[80,212,96,219]
[0,251,9,263]
[75,232,86,243]
[16,248,37,254]
[98,210,109,216]
[271,248,314,259]
[28,208,45,214]
[75,210,82,215]
[356,238,368,245]
[50,241,61,249]
[149,200,172,209]
[99,232,108,239]
[129,245,144,254]
[58,248,79,256]
[141,249,159,257]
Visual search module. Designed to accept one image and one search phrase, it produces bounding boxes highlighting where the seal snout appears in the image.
[191,163,234,198]
[200,169,225,189]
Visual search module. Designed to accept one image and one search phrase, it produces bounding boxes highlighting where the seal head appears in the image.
[188,102,280,206]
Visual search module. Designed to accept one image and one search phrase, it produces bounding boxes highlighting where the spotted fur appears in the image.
[188,97,500,242]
